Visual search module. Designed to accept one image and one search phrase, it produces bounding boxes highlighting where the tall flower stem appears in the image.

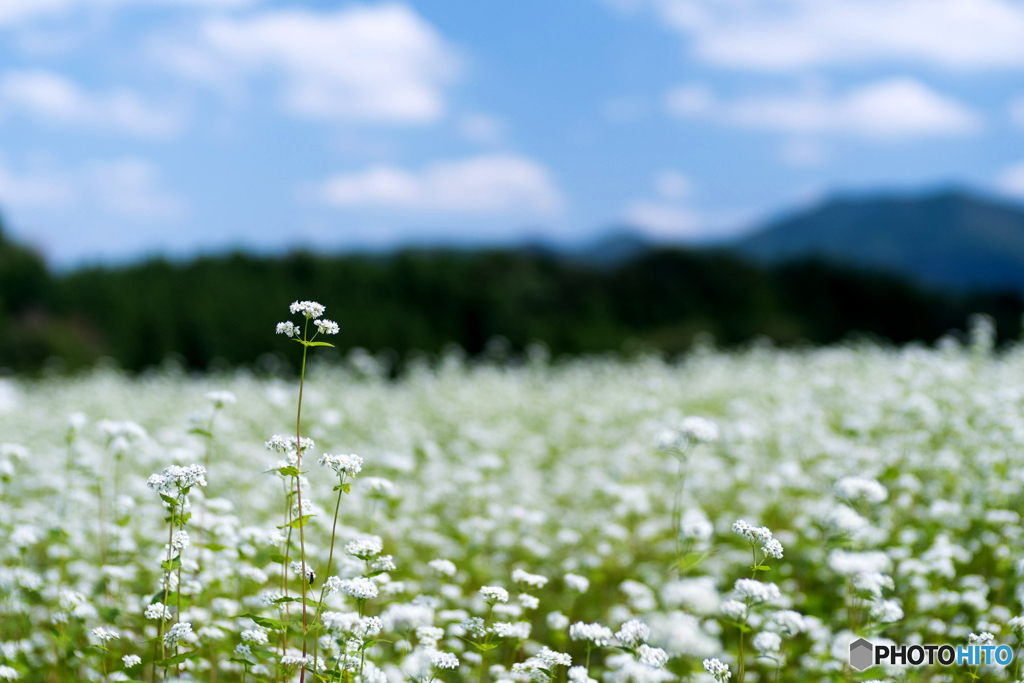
[296,316,311,683]
[312,475,347,676]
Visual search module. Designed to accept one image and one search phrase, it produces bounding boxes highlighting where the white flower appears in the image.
[147,464,207,494]
[345,535,383,559]
[680,416,719,443]
[752,631,781,653]
[206,391,236,407]
[491,621,531,640]
[519,594,540,610]
[290,561,316,584]
[290,300,326,319]
[145,603,172,621]
[537,647,572,667]
[276,321,298,337]
[340,577,378,600]
[762,538,784,559]
[315,318,340,335]
[680,509,714,542]
[461,617,487,638]
[371,555,396,573]
[164,622,192,648]
[703,658,731,682]
[363,477,397,498]
[325,576,344,595]
[319,453,363,477]
[721,600,747,621]
[732,520,773,546]
[969,632,996,645]
[241,627,269,645]
[569,622,615,646]
[431,652,459,669]
[281,653,312,668]
[733,579,783,605]
[564,573,590,593]
[871,599,903,624]
[234,644,252,658]
[429,559,457,577]
[512,568,548,588]
[265,435,315,456]
[638,645,669,668]
[835,476,888,504]
[615,619,650,648]
[480,586,509,603]
[853,572,894,599]
[92,627,120,643]
[766,610,807,637]
[568,666,597,683]
[171,530,190,551]
[122,654,141,668]
[547,611,570,630]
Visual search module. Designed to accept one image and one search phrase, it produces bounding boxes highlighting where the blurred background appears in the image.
[2,0,1024,373]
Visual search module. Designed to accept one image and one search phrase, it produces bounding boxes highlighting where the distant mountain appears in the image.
[734,189,1024,292]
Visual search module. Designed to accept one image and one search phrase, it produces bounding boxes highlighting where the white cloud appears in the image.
[0,156,75,208]
[654,170,691,199]
[1010,95,1024,127]
[997,161,1024,197]
[0,69,181,137]
[0,0,73,27]
[602,96,649,122]
[663,85,713,117]
[778,139,828,167]
[459,113,505,145]
[639,0,1024,72]
[623,200,700,237]
[0,0,257,28]
[310,153,564,215]
[86,158,185,218]
[0,153,183,218]
[667,78,982,141]
[163,4,460,124]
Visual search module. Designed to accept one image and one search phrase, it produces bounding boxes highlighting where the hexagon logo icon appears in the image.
[849,638,873,671]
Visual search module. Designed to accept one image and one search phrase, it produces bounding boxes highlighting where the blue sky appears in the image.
[1,0,1023,266]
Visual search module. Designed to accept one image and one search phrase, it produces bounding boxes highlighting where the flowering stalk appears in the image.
[273,301,339,683]
[311,453,362,675]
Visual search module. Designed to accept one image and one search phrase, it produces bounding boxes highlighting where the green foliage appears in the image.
[0,224,1022,373]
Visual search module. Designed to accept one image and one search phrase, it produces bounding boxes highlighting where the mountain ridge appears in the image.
[730,188,1024,292]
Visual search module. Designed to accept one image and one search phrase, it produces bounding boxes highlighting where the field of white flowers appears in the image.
[1,306,1023,683]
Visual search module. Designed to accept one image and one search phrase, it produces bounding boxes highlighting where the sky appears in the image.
[0,0,1023,266]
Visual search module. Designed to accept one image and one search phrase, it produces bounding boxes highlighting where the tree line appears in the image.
[1,227,1021,374]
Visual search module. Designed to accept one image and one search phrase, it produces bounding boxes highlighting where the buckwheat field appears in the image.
[1,304,1023,683]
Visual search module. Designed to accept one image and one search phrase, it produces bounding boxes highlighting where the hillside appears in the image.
[735,190,1024,291]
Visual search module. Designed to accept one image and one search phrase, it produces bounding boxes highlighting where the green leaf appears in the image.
[333,483,352,493]
[201,543,228,552]
[189,427,213,438]
[459,637,501,652]
[752,565,770,571]
[155,649,197,667]
[161,555,182,572]
[270,553,289,564]
[271,596,318,608]
[229,658,252,666]
[307,341,336,347]
[239,614,291,631]
[159,493,178,507]
[265,465,300,478]
[277,515,312,530]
